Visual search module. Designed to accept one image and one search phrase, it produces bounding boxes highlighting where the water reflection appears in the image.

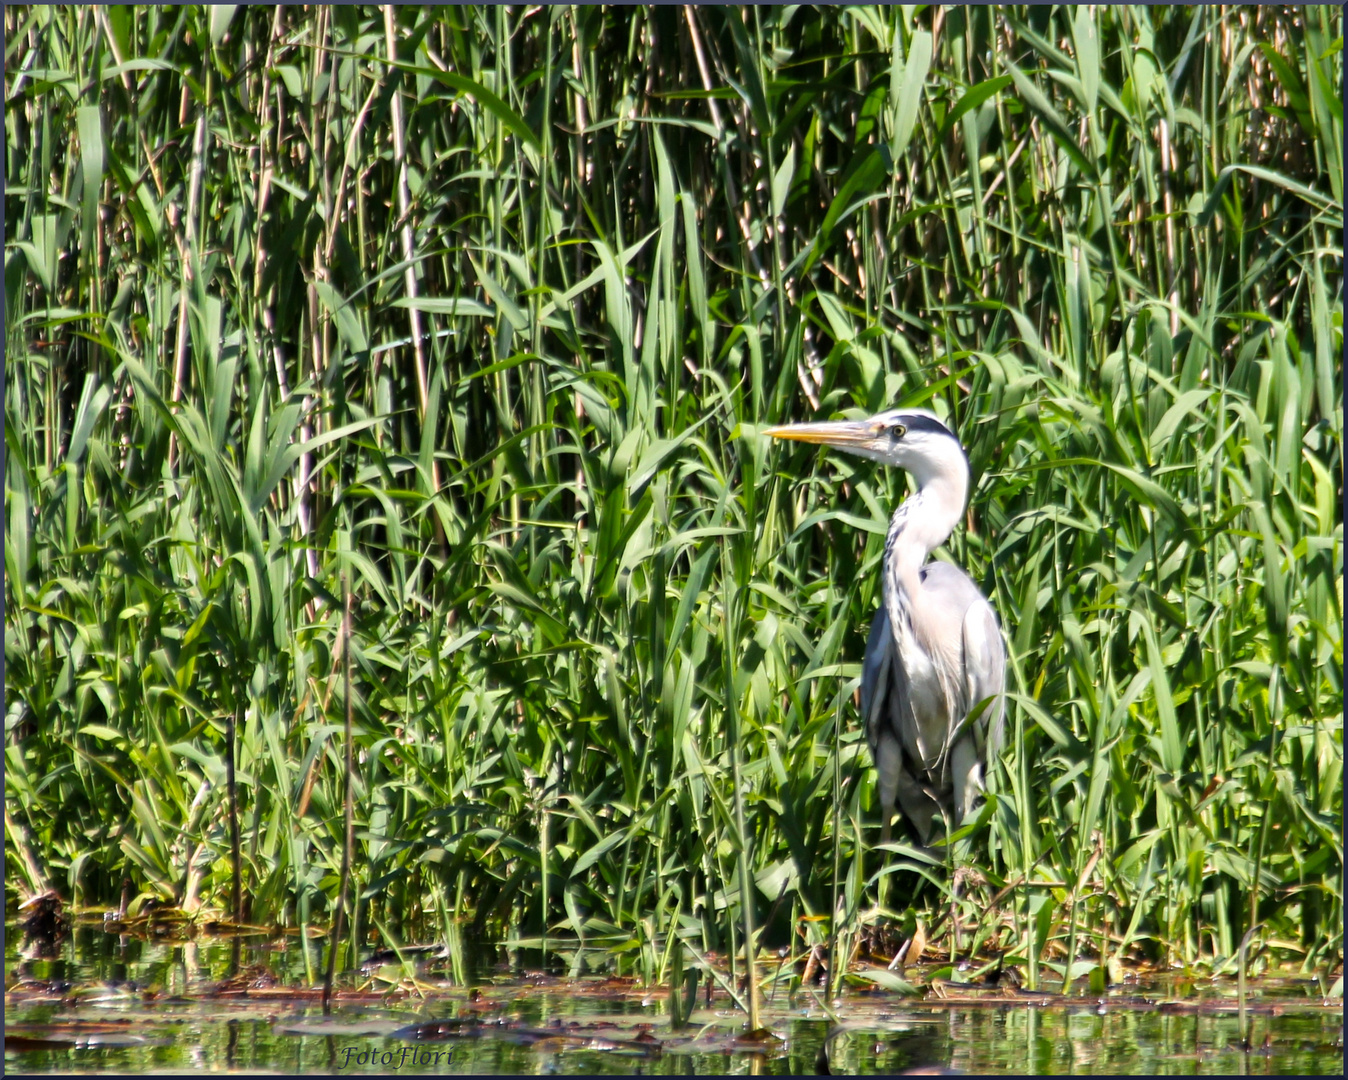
[5,924,1342,1075]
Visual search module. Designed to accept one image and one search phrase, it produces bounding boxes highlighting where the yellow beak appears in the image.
[763,420,879,450]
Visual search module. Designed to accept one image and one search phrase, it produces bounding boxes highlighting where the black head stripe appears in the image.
[895,412,954,438]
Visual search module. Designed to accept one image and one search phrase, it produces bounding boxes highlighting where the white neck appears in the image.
[881,468,967,616]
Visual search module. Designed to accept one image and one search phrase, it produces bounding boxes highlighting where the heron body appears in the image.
[766,408,1005,846]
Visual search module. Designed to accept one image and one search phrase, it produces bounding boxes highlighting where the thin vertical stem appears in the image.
[383,10,430,423]
[226,705,242,925]
[324,578,355,1012]
[723,543,760,1030]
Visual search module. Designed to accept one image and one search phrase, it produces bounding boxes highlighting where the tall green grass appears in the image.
[5,5,1341,991]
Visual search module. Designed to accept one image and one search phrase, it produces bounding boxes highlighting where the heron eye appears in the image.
[890,424,907,440]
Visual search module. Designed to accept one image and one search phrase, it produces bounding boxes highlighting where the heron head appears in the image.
[764,407,968,491]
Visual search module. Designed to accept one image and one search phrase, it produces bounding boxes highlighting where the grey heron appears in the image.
[766,408,1005,847]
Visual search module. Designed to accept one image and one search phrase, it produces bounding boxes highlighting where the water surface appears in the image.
[5,924,1341,1074]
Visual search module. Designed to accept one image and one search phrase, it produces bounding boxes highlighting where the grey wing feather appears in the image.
[962,597,1006,762]
[917,562,1005,762]
[860,606,893,752]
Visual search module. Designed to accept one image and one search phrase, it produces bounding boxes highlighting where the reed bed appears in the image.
[5,5,1341,993]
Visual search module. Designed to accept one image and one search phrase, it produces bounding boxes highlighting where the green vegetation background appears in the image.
[5,5,1342,986]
